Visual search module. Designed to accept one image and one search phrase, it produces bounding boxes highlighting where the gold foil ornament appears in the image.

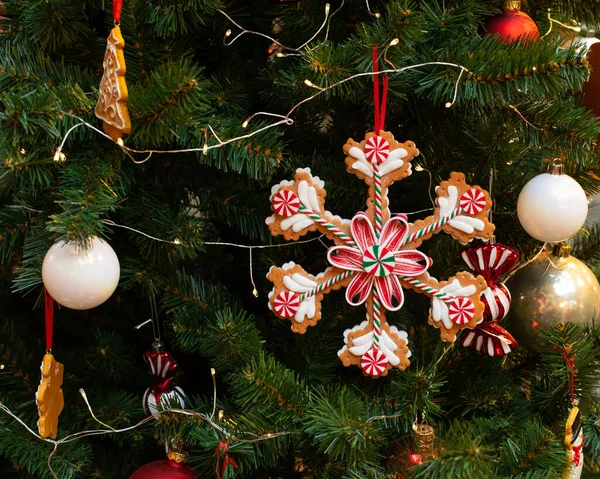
[506,243,600,349]
[95,25,131,141]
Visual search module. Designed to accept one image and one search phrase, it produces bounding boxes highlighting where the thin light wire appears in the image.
[364,0,381,18]
[54,61,469,165]
[249,248,258,297]
[507,104,544,131]
[0,370,293,479]
[505,243,547,282]
[297,4,331,50]
[219,3,332,53]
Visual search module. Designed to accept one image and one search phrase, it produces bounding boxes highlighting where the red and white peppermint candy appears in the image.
[448,297,475,325]
[364,136,390,164]
[273,290,300,318]
[362,245,395,277]
[459,189,487,215]
[360,347,388,376]
[272,189,300,217]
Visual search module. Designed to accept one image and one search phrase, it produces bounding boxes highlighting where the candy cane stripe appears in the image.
[300,271,355,301]
[298,205,356,246]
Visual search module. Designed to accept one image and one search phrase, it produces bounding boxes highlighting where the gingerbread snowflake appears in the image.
[266,130,495,377]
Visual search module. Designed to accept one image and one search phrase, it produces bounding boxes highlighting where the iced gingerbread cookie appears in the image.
[36,353,64,439]
[265,130,496,377]
[95,26,131,141]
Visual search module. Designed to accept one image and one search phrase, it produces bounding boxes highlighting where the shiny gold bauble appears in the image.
[506,243,600,349]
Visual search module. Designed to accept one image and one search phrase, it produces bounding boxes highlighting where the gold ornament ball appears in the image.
[506,243,600,349]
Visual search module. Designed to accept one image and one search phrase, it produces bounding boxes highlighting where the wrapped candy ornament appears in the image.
[143,342,185,419]
[460,243,520,356]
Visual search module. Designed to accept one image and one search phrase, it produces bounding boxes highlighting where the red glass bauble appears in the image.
[129,460,202,479]
[486,8,539,43]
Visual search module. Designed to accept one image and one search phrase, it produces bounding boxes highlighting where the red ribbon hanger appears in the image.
[113,0,123,24]
[372,45,389,135]
[44,289,54,352]
[216,440,239,478]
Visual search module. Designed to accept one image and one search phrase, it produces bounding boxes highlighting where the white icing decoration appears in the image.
[280,214,314,232]
[337,319,412,364]
[349,144,414,178]
[269,179,294,201]
[278,267,318,324]
[430,278,477,333]
[352,161,373,177]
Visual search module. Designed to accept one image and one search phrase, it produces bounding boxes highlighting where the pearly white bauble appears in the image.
[42,237,120,310]
[517,173,588,243]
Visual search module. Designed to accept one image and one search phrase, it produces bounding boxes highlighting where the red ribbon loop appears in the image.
[113,0,123,23]
[216,440,239,478]
[372,46,389,135]
[561,346,576,404]
[44,289,54,352]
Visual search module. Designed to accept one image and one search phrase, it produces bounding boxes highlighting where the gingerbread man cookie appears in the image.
[265,130,495,377]
[36,353,64,439]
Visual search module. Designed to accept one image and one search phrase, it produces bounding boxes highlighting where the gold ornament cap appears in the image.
[412,423,437,460]
[167,448,188,464]
[504,0,521,10]
[552,242,571,258]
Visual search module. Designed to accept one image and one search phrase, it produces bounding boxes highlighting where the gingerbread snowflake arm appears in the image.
[267,263,354,333]
[266,168,353,245]
[402,272,488,342]
[404,172,495,248]
[338,297,411,376]
[343,131,420,227]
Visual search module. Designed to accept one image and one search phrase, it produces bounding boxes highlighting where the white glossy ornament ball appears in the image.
[517,173,588,243]
[42,237,120,310]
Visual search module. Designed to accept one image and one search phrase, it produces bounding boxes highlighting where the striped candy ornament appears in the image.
[273,290,301,318]
[143,380,186,419]
[360,347,388,376]
[448,297,475,325]
[362,245,395,276]
[272,189,300,217]
[461,322,517,357]
[461,244,519,322]
[459,188,487,215]
[482,282,511,322]
[364,136,390,164]
[143,348,179,379]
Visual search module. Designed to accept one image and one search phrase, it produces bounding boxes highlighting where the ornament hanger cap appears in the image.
[152,341,165,352]
[552,242,571,257]
[549,158,564,175]
[504,0,521,10]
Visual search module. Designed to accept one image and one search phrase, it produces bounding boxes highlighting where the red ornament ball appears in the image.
[129,460,201,479]
[486,6,539,43]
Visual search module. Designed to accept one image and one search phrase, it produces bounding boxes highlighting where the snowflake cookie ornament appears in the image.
[266,130,495,377]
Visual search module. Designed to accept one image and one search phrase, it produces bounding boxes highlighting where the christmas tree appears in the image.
[2,0,600,477]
